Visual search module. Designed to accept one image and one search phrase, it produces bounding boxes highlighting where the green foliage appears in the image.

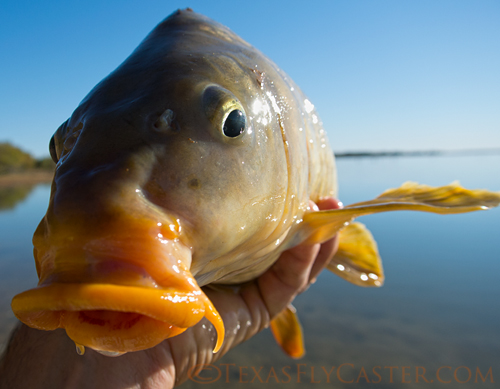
[0,142,54,173]
[0,142,35,173]
[0,186,34,210]
[35,157,56,170]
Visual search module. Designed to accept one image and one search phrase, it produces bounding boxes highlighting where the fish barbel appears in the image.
[11,9,500,357]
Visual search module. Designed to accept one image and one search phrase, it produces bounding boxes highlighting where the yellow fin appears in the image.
[326,222,384,287]
[362,181,500,209]
[301,181,500,244]
[270,304,305,359]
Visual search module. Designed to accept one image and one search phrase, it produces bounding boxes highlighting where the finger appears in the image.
[256,197,343,317]
[257,241,320,318]
[262,200,322,296]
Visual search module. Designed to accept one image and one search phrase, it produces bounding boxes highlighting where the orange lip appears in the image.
[12,282,224,353]
[11,220,225,354]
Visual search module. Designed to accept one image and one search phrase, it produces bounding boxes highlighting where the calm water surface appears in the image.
[0,155,499,388]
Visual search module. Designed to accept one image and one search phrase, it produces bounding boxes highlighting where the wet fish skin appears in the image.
[48,8,336,286]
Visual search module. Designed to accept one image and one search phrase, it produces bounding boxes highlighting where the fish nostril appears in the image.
[154,109,179,133]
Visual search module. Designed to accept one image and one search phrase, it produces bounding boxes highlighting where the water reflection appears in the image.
[0,185,36,211]
[0,183,50,352]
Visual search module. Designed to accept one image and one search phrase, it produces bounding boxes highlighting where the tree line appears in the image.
[0,142,55,174]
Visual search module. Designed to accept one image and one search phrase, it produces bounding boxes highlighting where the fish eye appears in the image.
[202,85,246,140]
[49,135,58,163]
[223,109,246,138]
[49,119,70,163]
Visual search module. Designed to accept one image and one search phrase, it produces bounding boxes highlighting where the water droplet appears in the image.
[75,343,85,356]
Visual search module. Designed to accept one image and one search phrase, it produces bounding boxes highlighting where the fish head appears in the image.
[12,9,302,354]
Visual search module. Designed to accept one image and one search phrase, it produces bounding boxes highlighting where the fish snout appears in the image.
[12,214,224,354]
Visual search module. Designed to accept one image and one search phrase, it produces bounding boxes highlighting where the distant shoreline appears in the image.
[0,149,498,186]
[0,170,54,187]
[335,148,500,158]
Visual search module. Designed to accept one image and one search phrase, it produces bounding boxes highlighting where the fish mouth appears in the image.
[12,282,222,354]
[11,226,224,355]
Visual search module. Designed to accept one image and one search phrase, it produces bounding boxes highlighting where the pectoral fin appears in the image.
[301,181,500,245]
[270,304,305,359]
[326,221,384,287]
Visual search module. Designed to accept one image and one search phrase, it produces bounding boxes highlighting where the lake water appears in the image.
[1,155,499,388]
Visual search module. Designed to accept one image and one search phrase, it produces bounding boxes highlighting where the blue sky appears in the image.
[1,0,499,157]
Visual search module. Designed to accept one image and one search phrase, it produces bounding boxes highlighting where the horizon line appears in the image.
[334,148,500,158]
